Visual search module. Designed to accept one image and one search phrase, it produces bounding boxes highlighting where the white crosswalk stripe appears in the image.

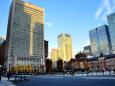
[0,77,16,86]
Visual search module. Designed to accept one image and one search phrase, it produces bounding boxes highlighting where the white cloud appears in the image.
[95,7,103,20]
[94,0,113,21]
[45,22,52,27]
[104,0,112,13]
[82,40,90,48]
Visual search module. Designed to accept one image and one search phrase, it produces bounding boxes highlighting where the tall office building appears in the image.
[5,0,44,71]
[83,45,92,56]
[58,34,73,62]
[89,25,111,57]
[107,13,115,54]
[0,37,6,46]
[50,49,58,61]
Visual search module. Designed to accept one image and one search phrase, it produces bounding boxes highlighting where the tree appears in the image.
[84,61,89,70]
[45,59,52,73]
[29,64,34,73]
[24,65,28,73]
[21,65,25,72]
[57,59,63,71]
[11,67,14,73]
[14,66,19,73]
[37,67,40,72]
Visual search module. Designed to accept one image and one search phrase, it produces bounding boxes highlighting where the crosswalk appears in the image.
[0,77,16,86]
[0,75,115,86]
[25,75,115,80]
[81,76,115,80]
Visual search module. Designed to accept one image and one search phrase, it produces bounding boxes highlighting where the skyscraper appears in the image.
[5,0,44,71]
[107,13,115,54]
[83,45,92,56]
[58,34,73,62]
[50,49,58,61]
[89,25,111,57]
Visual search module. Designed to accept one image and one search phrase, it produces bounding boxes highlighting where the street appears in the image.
[13,75,115,86]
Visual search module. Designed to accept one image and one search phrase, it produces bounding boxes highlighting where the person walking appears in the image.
[7,71,12,80]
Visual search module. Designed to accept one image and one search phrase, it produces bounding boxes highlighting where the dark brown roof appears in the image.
[75,53,87,59]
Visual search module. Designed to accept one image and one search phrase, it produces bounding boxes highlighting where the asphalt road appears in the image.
[13,75,115,86]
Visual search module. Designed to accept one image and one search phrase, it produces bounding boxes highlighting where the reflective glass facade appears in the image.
[5,0,44,70]
[89,25,111,57]
[58,34,73,62]
[107,13,115,54]
[83,45,92,56]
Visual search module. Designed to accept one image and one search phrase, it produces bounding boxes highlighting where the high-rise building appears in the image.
[89,25,111,57]
[5,0,44,71]
[58,34,73,62]
[0,37,6,46]
[107,13,115,54]
[44,40,48,58]
[50,49,58,61]
[83,45,92,56]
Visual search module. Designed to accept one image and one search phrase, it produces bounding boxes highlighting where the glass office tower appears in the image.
[83,45,92,56]
[89,25,111,57]
[5,0,44,71]
[107,13,115,54]
[58,34,73,62]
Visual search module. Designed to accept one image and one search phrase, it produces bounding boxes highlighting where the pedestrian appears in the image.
[7,71,12,80]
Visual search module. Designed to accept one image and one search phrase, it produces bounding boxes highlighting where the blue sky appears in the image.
[0,0,115,57]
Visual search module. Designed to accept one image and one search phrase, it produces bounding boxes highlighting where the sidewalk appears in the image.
[44,71,115,77]
[0,77,16,86]
[74,71,115,76]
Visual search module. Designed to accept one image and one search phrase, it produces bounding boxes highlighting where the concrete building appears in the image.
[89,25,111,57]
[5,0,44,71]
[107,13,115,54]
[50,49,58,69]
[58,34,73,62]
[50,49,58,61]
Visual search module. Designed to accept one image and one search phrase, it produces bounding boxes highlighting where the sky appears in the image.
[0,0,115,57]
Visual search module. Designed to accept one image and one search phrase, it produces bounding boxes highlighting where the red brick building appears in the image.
[70,53,89,72]
[88,55,115,72]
